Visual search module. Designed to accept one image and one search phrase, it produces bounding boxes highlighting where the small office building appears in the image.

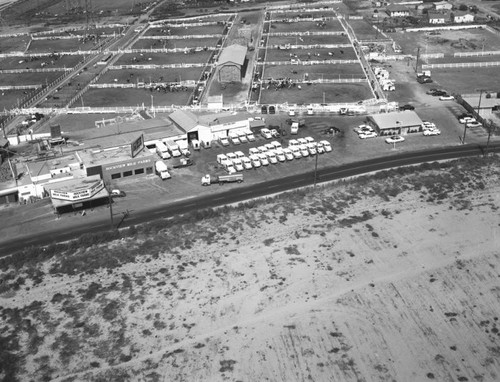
[366,111,423,135]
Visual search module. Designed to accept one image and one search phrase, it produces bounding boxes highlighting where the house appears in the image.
[217,44,247,83]
[452,11,474,23]
[433,1,453,11]
[385,4,411,17]
[428,11,450,24]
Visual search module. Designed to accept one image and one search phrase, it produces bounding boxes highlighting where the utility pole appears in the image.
[415,47,420,73]
[313,151,319,188]
[106,183,114,229]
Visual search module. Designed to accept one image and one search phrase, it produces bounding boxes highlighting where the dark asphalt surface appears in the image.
[0,142,499,256]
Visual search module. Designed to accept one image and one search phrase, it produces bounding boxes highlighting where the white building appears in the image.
[452,11,474,23]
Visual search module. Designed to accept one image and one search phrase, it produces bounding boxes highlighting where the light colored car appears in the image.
[257,145,268,153]
[246,132,256,142]
[270,140,282,149]
[241,156,253,169]
[249,154,262,168]
[459,116,476,124]
[238,132,248,144]
[359,131,378,139]
[354,124,373,134]
[266,151,278,164]
[439,94,455,101]
[258,152,270,166]
[466,121,482,128]
[315,142,325,154]
[260,128,272,139]
[320,140,332,152]
[265,143,276,151]
[385,135,405,144]
[219,136,230,146]
[249,147,260,156]
[297,137,308,145]
[290,146,302,159]
[234,151,245,159]
[299,144,310,157]
[226,152,237,161]
[229,134,240,145]
[304,136,315,144]
[423,129,441,136]
[282,148,295,160]
[270,129,280,138]
[232,158,244,171]
[307,107,314,115]
[288,139,300,147]
[306,143,317,155]
[288,108,296,116]
[274,149,286,162]
[421,121,436,130]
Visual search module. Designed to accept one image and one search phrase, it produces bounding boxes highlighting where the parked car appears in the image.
[421,121,436,130]
[459,116,477,124]
[288,139,300,147]
[423,128,441,136]
[270,140,282,149]
[319,140,332,152]
[229,133,240,145]
[439,94,455,101]
[304,136,315,144]
[257,152,269,165]
[399,104,415,111]
[238,132,248,144]
[315,142,325,154]
[466,121,482,128]
[359,131,378,139]
[260,128,272,139]
[249,154,262,168]
[226,152,237,161]
[257,145,268,153]
[306,142,317,155]
[249,147,260,156]
[111,189,126,197]
[385,135,405,144]
[431,90,447,97]
[274,149,286,162]
[246,132,256,142]
[457,113,473,120]
[270,129,280,138]
[297,137,308,145]
[299,144,310,157]
[241,156,253,170]
[219,136,230,146]
[265,143,276,151]
[266,151,278,164]
[282,148,295,160]
[290,146,302,158]
[354,124,374,134]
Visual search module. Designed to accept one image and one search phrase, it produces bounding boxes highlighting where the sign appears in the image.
[50,179,104,201]
[130,134,144,158]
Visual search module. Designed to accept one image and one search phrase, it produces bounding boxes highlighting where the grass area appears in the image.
[98,67,203,84]
[430,66,500,95]
[0,54,84,70]
[265,47,357,62]
[263,63,365,80]
[81,88,191,107]
[0,89,35,110]
[132,37,220,50]
[269,34,350,46]
[0,36,31,53]
[0,72,62,86]
[27,38,98,53]
[145,25,225,37]
[113,51,213,66]
[269,19,344,34]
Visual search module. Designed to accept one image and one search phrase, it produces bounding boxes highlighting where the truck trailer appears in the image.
[155,160,171,180]
[172,158,194,168]
[201,173,243,186]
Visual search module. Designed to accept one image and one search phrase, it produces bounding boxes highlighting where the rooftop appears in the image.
[168,110,199,132]
[77,143,154,167]
[218,44,247,66]
[369,111,423,128]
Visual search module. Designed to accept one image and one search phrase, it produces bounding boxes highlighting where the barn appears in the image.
[217,44,247,83]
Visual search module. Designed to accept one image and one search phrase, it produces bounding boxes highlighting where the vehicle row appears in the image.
[216,138,332,173]
[219,130,256,146]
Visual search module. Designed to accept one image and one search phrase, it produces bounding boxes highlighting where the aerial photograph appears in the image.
[0,0,500,381]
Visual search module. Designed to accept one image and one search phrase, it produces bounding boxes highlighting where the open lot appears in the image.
[430,66,500,95]
[145,24,226,37]
[0,53,83,70]
[263,63,365,81]
[132,37,220,50]
[265,47,357,62]
[0,71,62,86]
[271,9,338,19]
[114,51,213,66]
[259,82,372,104]
[27,38,99,53]
[269,34,350,46]
[268,19,344,33]
[0,89,33,110]
[394,28,500,56]
[98,67,203,84]
[344,19,378,41]
[81,88,192,107]
[0,35,30,53]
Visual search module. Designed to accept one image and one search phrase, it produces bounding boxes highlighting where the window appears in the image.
[135,168,144,175]
[111,173,121,179]
[123,171,133,177]
[146,167,153,174]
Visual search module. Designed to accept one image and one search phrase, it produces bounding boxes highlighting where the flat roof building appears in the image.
[367,111,423,135]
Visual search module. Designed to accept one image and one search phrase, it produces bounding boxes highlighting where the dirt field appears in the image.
[265,47,357,62]
[259,82,373,104]
[0,89,32,110]
[269,19,344,33]
[81,88,192,108]
[430,66,500,95]
[0,71,62,86]
[113,51,213,66]
[27,38,98,53]
[269,34,350,46]
[1,157,499,381]
[346,19,378,40]
[0,54,84,70]
[98,67,203,84]
[132,37,220,50]
[263,63,365,81]
[144,24,226,37]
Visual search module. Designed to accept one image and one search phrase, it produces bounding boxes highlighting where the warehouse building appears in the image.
[366,111,423,136]
[217,44,247,83]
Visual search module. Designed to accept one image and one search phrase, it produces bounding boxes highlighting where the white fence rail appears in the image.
[0,85,42,90]
[258,59,358,66]
[108,63,208,70]
[454,50,500,57]
[268,43,351,49]
[422,61,500,69]
[268,31,346,37]
[140,34,220,40]
[0,68,72,73]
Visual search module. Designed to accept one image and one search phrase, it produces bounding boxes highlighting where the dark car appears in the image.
[431,90,447,97]
[399,104,415,111]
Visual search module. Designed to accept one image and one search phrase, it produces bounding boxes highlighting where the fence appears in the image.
[268,0,341,11]
[153,13,236,25]
[139,34,220,40]
[268,31,346,37]
[269,43,351,49]
[0,85,42,90]
[0,68,72,74]
[421,53,444,59]
[422,61,500,69]
[454,50,500,57]
[405,24,486,33]
[258,59,358,66]
[108,63,208,70]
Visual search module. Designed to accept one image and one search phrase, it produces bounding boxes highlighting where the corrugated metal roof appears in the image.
[369,111,422,129]
[168,110,199,132]
[218,44,247,66]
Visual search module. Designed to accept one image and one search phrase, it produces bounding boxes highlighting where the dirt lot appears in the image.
[430,66,500,95]
[269,34,350,46]
[0,71,62,86]
[81,88,192,108]
[132,37,220,50]
[0,35,31,53]
[144,24,226,37]
[113,51,213,66]
[263,63,365,81]
[265,47,357,62]
[98,67,203,84]
[0,89,33,110]
[345,19,378,40]
[27,38,99,53]
[1,156,499,381]
[0,54,84,70]
[269,19,344,33]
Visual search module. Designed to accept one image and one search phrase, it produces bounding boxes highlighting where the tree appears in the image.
[458,4,468,11]
[484,119,499,157]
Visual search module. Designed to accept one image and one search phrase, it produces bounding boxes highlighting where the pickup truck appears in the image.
[201,173,243,186]
[172,158,194,168]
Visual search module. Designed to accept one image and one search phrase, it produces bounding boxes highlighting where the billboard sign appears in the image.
[130,134,144,158]
[50,179,104,201]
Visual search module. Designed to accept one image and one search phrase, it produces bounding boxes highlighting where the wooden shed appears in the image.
[217,44,247,83]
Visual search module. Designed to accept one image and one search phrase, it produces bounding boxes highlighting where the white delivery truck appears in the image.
[201,173,243,186]
[155,160,171,180]
[166,141,182,157]
[155,142,171,159]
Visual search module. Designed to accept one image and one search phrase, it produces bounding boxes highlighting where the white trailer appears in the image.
[201,173,243,186]
[155,142,171,160]
[155,161,171,180]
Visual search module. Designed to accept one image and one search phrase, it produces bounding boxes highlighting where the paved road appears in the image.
[1,142,498,256]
